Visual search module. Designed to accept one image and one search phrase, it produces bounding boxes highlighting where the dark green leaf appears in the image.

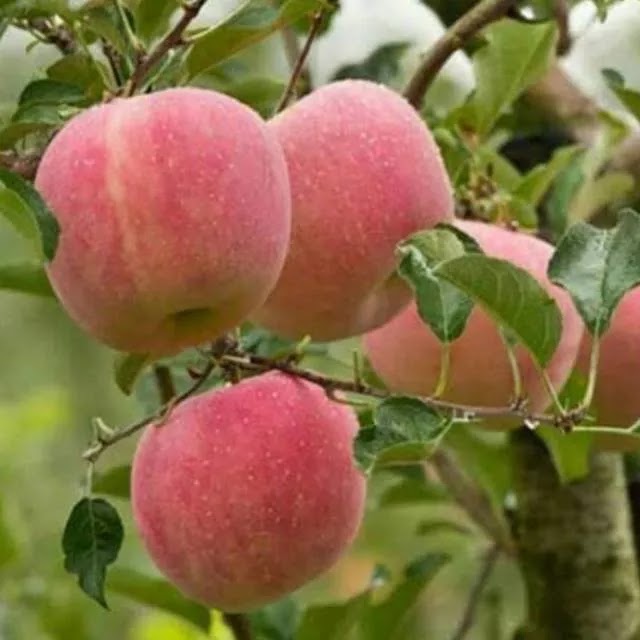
[62,498,124,609]
[186,0,325,79]
[93,466,131,500]
[435,253,562,366]
[378,475,449,508]
[19,79,86,107]
[295,591,370,640]
[415,519,471,536]
[470,20,557,135]
[361,554,449,640]
[355,397,450,473]
[250,598,300,640]
[548,209,640,336]
[546,155,585,237]
[396,227,477,343]
[109,568,210,630]
[114,352,151,395]
[0,262,54,297]
[0,121,55,149]
[47,53,107,102]
[515,144,583,207]
[0,168,60,261]
[332,42,409,85]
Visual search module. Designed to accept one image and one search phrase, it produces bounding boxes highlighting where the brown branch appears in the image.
[449,545,501,640]
[223,613,253,640]
[553,0,572,56]
[404,0,516,109]
[83,359,215,463]
[101,39,125,87]
[124,0,209,96]
[275,2,336,113]
[20,17,77,55]
[431,451,514,555]
[217,351,564,428]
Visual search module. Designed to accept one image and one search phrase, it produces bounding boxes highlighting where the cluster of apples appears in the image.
[34,78,640,612]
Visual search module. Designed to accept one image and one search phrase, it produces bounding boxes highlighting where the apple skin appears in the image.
[35,87,291,356]
[364,220,584,423]
[131,372,366,612]
[578,289,640,428]
[253,80,454,342]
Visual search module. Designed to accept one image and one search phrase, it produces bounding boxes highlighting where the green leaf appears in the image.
[435,254,562,367]
[0,182,39,245]
[0,121,55,149]
[295,592,370,640]
[47,53,107,102]
[250,598,300,640]
[378,474,449,508]
[0,262,54,297]
[108,568,210,631]
[361,554,450,640]
[332,42,410,85]
[515,145,583,207]
[355,397,450,473]
[546,155,585,237]
[0,168,60,261]
[19,79,86,108]
[62,498,124,609]
[93,465,131,499]
[537,426,594,483]
[134,0,180,44]
[186,0,325,79]
[470,19,557,135]
[396,227,478,343]
[114,352,151,395]
[602,69,640,123]
[548,209,640,336]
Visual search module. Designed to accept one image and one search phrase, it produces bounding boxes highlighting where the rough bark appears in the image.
[510,428,640,640]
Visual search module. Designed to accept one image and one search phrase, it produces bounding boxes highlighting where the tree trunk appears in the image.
[510,428,640,640]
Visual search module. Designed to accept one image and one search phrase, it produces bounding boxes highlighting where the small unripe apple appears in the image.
[131,372,366,612]
[365,221,583,421]
[36,88,291,356]
[253,80,454,341]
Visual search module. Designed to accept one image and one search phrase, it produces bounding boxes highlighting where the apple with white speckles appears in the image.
[35,87,291,356]
[252,79,454,341]
[131,371,366,612]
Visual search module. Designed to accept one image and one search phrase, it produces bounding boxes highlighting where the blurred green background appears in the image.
[1,1,639,638]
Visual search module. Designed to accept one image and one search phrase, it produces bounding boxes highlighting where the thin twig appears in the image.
[223,613,254,640]
[82,360,215,463]
[449,545,501,640]
[124,0,209,96]
[553,0,572,55]
[404,0,516,109]
[275,2,336,113]
[18,17,77,55]
[431,451,515,554]
[217,351,564,428]
[101,39,125,87]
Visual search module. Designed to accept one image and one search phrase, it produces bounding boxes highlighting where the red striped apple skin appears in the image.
[131,372,366,612]
[254,80,454,342]
[36,88,291,355]
[365,221,584,424]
